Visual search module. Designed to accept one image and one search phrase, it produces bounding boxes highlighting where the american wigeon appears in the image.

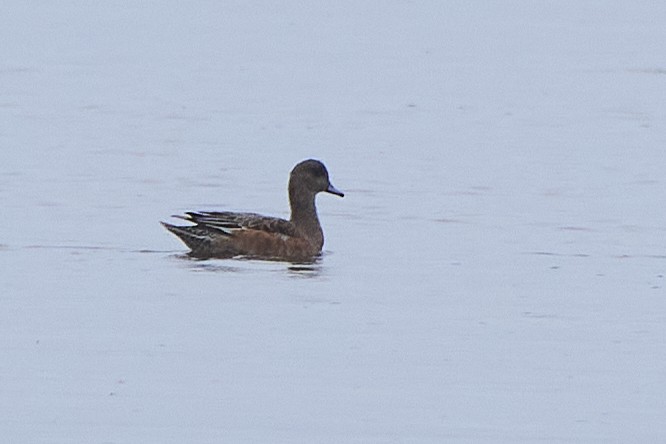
[162,159,344,261]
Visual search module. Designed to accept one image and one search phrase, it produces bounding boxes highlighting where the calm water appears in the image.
[2,2,666,442]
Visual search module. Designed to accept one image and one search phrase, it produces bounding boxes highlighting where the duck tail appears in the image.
[161,221,230,257]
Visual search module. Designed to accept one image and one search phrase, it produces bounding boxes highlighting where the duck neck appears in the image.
[289,187,323,249]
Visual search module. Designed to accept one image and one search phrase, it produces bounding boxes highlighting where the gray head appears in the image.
[289,159,344,197]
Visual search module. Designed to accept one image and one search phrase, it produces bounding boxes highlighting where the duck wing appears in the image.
[176,211,297,237]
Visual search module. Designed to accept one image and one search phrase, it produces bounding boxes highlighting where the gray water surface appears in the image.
[2,1,666,442]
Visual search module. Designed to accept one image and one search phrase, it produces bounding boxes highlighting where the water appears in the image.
[2,1,666,442]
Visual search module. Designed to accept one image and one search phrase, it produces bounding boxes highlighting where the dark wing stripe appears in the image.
[178,211,297,237]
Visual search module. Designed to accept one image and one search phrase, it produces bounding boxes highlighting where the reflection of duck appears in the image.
[162,159,344,261]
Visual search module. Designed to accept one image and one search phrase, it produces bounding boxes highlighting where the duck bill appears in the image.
[326,183,344,197]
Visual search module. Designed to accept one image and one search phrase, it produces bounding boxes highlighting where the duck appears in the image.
[161,159,344,261]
